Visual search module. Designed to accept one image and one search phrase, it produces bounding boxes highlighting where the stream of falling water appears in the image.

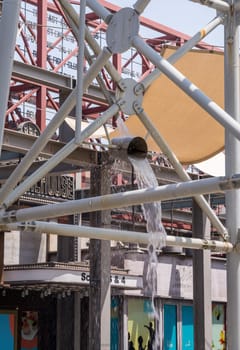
[116,118,167,349]
[129,156,166,350]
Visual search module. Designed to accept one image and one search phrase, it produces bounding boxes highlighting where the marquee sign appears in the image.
[23,175,74,202]
[4,266,143,290]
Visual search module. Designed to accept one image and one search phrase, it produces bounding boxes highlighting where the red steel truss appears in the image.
[9,0,220,134]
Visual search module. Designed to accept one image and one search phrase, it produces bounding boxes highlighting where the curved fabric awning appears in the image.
[111,46,225,164]
[195,152,225,176]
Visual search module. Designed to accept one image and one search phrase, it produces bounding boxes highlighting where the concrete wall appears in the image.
[4,230,47,264]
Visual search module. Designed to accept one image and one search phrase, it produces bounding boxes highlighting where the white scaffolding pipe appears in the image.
[132,35,240,142]
[134,104,228,237]
[225,1,240,347]
[58,0,114,105]
[1,174,240,223]
[58,0,122,84]
[86,0,112,23]
[5,221,234,253]
[59,0,118,108]
[0,0,21,156]
[84,27,122,83]
[79,46,113,90]
[0,88,76,205]
[133,0,151,14]
[75,0,86,143]
[0,45,113,208]
[189,0,230,12]
[142,15,224,90]
[2,103,120,209]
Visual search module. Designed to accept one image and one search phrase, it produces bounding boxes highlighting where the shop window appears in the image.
[111,297,120,350]
[212,303,226,350]
[128,298,155,350]
[182,305,194,350]
[128,300,226,349]
[163,304,177,350]
[0,310,17,350]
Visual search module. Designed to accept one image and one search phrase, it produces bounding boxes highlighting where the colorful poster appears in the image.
[128,298,154,350]
[21,311,38,350]
[212,304,226,350]
[163,304,177,350]
[182,305,194,350]
[0,312,16,350]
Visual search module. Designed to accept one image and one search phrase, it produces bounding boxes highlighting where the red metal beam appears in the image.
[16,0,222,133]
[36,0,47,130]
[19,24,36,65]
[6,88,38,116]
[10,83,36,93]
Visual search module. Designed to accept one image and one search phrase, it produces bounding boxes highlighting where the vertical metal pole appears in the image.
[123,297,128,350]
[225,1,240,348]
[192,199,212,350]
[0,0,21,156]
[57,215,75,262]
[36,0,47,131]
[57,295,75,350]
[75,0,86,143]
[74,292,81,350]
[89,162,111,350]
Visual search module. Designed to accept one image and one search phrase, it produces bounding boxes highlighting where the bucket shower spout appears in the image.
[111,136,148,161]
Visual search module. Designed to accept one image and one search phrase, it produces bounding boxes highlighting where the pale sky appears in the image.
[109,0,224,48]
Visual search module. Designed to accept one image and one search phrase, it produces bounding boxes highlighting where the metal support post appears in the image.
[36,0,47,130]
[0,0,21,156]
[89,163,111,350]
[57,215,75,262]
[56,295,75,350]
[75,0,86,143]
[225,1,240,348]
[192,199,212,350]
[74,292,81,350]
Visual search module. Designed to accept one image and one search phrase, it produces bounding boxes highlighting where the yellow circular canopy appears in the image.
[112,47,225,164]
